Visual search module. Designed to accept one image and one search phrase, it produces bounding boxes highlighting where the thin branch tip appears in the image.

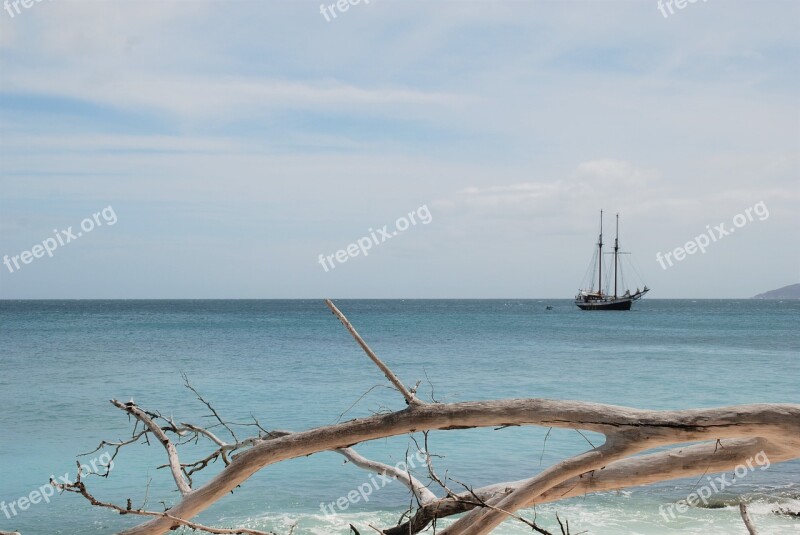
[324,299,423,406]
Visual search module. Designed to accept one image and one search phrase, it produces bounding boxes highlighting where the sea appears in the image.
[1,299,798,535]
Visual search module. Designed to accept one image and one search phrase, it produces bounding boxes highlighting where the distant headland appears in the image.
[753,283,800,299]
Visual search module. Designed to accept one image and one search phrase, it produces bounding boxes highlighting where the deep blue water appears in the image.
[0,299,798,534]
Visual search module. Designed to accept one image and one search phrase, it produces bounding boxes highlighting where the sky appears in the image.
[0,0,797,298]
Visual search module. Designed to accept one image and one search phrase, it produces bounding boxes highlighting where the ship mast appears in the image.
[598,210,603,295]
[614,213,619,299]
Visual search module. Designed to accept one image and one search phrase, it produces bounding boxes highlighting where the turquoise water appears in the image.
[0,299,798,534]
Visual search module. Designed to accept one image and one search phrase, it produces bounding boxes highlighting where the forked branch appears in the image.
[110,399,192,496]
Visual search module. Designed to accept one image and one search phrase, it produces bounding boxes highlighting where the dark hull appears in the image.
[575,298,633,311]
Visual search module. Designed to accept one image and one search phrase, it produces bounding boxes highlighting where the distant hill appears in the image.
[752,283,800,299]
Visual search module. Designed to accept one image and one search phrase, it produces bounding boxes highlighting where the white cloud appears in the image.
[433,159,662,223]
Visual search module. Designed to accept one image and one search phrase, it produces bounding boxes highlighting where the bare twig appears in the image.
[739,501,759,535]
[52,465,272,535]
[452,477,555,535]
[182,374,238,442]
[325,299,422,406]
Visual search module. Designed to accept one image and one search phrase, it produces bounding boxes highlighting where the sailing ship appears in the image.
[575,211,649,311]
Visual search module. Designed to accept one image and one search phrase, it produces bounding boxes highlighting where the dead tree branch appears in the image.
[325,298,422,406]
[113,397,799,535]
[110,399,192,496]
[739,501,759,535]
[52,463,274,535]
[337,447,437,504]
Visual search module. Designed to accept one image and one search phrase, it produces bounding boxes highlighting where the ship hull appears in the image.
[575,298,632,311]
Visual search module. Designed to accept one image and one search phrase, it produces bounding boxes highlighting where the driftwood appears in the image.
[775,505,800,518]
[739,501,759,535]
[44,299,799,535]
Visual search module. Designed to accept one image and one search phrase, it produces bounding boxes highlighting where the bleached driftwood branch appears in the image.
[324,298,422,406]
[386,437,790,534]
[110,400,192,496]
[107,398,797,535]
[57,300,800,535]
[739,501,759,535]
[337,447,437,504]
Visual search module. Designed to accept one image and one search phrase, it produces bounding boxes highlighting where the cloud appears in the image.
[433,159,661,225]
[3,70,466,120]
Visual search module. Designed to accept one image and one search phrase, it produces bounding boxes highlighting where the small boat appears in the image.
[575,211,649,311]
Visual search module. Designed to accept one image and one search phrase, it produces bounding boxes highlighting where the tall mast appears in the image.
[614,213,619,299]
[598,210,603,295]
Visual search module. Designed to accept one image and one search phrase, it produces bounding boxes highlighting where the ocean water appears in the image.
[0,299,798,534]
